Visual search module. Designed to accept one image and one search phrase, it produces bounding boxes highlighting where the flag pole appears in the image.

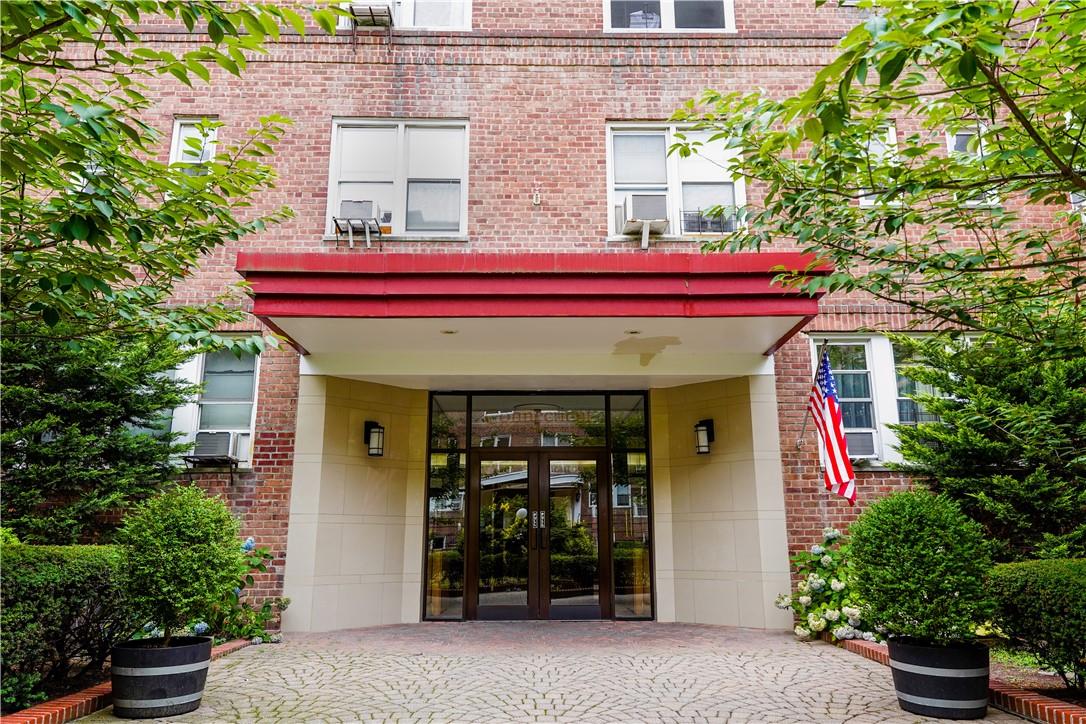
[795,338,830,449]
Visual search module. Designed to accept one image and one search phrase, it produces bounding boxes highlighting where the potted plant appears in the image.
[112,485,247,719]
[849,490,994,720]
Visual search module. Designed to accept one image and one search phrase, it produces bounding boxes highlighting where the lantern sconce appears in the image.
[364,421,385,457]
[695,419,715,455]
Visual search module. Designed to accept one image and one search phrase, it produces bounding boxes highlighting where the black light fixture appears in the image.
[694,419,715,455]
[364,421,385,457]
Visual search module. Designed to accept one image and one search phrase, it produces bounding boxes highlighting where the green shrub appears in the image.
[0,544,138,712]
[205,541,289,640]
[989,559,1086,690]
[849,490,994,644]
[117,485,247,645]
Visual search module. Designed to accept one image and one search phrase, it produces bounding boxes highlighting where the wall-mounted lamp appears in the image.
[364,421,385,457]
[695,419,715,455]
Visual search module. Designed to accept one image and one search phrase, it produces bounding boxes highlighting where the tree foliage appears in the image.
[1,322,199,544]
[1,1,341,354]
[891,334,1086,562]
[673,0,1086,357]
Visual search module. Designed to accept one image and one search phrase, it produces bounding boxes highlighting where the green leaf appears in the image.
[804,117,824,142]
[879,51,911,88]
[958,49,978,82]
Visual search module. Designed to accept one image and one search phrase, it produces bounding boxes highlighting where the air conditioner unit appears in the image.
[349,2,396,26]
[186,431,238,464]
[333,199,383,248]
[616,194,669,249]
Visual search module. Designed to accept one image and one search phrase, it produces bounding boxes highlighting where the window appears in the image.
[947,123,998,206]
[606,0,734,31]
[328,120,467,236]
[892,342,951,425]
[1072,191,1085,213]
[338,0,471,29]
[824,344,878,458]
[478,434,512,447]
[608,125,743,236]
[170,118,217,176]
[859,123,898,206]
[171,350,259,465]
[613,483,632,507]
[540,432,574,447]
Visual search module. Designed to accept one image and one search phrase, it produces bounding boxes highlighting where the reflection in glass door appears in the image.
[546,459,603,620]
[475,459,534,619]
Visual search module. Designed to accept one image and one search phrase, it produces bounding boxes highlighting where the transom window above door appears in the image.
[605,0,735,32]
[608,125,744,237]
[327,120,468,237]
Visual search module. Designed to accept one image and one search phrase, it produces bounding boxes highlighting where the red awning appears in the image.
[235,252,830,355]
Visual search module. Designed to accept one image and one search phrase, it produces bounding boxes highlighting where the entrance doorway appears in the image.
[423,392,653,622]
[468,452,610,620]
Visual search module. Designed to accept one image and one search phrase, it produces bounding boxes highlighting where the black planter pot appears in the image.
[887,639,990,720]
[110,636,213,719]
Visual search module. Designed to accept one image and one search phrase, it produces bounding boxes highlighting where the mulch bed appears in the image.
[991,660,1086,708]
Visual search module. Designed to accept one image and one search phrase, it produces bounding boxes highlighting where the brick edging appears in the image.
[840,639,1086,724]
[0,639,252,724]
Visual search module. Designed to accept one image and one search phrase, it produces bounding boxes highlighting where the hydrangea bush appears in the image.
[775,527,879,642]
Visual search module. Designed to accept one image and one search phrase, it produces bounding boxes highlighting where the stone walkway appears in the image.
[80,622,1021,723]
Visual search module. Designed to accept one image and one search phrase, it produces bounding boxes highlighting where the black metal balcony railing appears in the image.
[681,210,738,234]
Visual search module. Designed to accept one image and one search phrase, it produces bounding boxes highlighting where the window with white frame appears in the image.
[540,432,574,447]
[1072,191,1085,213]
[478,434,512,447]
[338,0,471,29]
[947,122,999,206]
[891,342,946,425]
[613,483,632,507]
[608,125,743,236]
[171,350,259,465]
[605,0,734,31]
[859,123,898,206]
[823,343,879,458]
[170,118,217,176]
[328,120,467,236]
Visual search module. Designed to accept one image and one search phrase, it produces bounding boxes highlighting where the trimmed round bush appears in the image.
[117,485,246,645]
[1,544,138,712]
[849,490,994,644]
[990,559,1086,690]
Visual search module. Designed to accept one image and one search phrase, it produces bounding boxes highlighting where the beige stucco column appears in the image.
[281,376,427,632]
[651,377,793,629]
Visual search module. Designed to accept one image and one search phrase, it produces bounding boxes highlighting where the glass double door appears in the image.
[467,452,611,620]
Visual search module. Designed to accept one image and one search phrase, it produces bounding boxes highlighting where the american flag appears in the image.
[809,348,857,505]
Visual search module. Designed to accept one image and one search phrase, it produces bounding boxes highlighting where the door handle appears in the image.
[539,510,546,549]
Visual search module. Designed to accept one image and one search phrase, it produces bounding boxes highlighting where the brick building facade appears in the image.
[141,1,1057,630]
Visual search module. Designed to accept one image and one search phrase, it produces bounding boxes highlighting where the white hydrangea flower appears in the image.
[848,617,861,627]
[823,527,842,541]
[798,595,812,606]
[841,606,861,619]
[821,555,835,567]
[794,625,812,640]
[796,580,810,593]
[807,574,825,591]
[822,609,841,622]
[832,625,855,640]
[830,578,845,592]
[775,594,793,610]
[862,631,877,641]
[810,544,825,555]
[809,617,827,632]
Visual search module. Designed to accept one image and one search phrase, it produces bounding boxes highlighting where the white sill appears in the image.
[605,234,731,243]
[322,234,469,243]
[603,28,739,34]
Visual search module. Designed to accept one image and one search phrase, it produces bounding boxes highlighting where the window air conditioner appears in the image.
[616,194,669,249]
[333,199,383,248]
[349,2,396,26]
[187,431,238,464]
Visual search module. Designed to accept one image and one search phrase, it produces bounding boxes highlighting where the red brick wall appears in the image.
[134,1,1065,604]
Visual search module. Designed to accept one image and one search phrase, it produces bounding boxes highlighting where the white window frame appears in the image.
[171,350,260,467]
[169,118,217,167]
[946,122,999,208]
[606,124,746,237]
[326,118,469,237]
[809,337,895,462]
[859,122,898,207]
[478,434,512,448]
[338,1,473,30]
[603,0,737,33]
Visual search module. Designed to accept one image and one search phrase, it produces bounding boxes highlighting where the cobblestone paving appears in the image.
[81,622,1021,723]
